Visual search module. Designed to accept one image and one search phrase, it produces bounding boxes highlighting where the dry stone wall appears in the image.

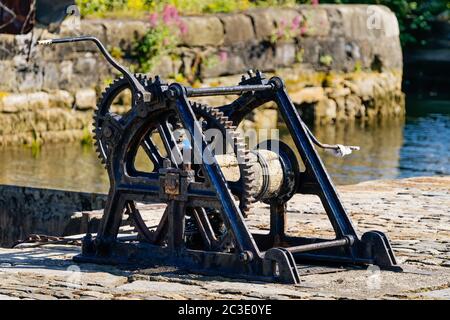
[0,185,106,247]
[0,5,404,146]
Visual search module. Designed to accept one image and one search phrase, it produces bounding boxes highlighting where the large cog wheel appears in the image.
[93,73,150,165]
[93,75,257,220]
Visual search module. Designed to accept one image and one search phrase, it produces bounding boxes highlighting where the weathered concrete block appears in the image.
[0,93,29,113]
[246,9,274,40]
[0,34,16,60]
[300,8,330,37]
[220,14,255,46]
[75,88,97,110]
[0,185,106,247]
[181,16,224,46]
[15,67,44,93]
[290,87,325,104]
[150,55,174,77]
[334,96,347,121]
[345,94,363,118]
[241,42,275,72]
[48,90,74,109]
[104,20,148,50]
[268,8,301,29]
[0,92,48,113]
[336,5,399,40]
[74,54,97,75]
[299,97,337,124]
[326,86,351,98]
[0,61,17,92]
[252,108,278,130]
[275,42,296,67]
[28,92,50,110]
[59,20,107,50]
[42,62,60,91]
[372,5,400,38]
[316,98,337,123]
[223,51,247,75]
[200,47,248,78]
[58,61,74,89]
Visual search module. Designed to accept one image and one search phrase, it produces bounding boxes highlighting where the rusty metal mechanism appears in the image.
[39,36,401,284]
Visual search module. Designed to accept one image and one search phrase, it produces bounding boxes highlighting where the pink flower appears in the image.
[291,16,302,30]
[219,51,228,62]
[162,5,179,25]
[300,26,307,35]
[149,12,158,28]
[277,19,287,37]
[178,21,188,35]
[311,0,319,5]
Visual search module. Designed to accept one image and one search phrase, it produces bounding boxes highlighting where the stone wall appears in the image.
[0,185,106,247]
[0,4,405,147]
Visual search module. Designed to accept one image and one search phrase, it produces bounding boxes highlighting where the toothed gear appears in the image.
[93,75,257,216]
[93,73,149,165]
[190,102,256,216]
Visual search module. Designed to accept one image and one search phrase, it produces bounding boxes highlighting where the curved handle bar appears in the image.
[38,36,151,102]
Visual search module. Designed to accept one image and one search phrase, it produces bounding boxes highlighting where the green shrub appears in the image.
[132,5,186,73]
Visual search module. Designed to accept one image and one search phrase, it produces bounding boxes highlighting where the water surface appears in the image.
[0,98,448,192]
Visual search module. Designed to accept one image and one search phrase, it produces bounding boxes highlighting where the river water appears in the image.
[0,97,448,193]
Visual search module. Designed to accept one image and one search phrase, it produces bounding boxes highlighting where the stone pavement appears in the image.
[0,176,449,300]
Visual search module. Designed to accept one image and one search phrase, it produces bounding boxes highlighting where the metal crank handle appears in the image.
[301,122,360,157]
[37,36,151,103]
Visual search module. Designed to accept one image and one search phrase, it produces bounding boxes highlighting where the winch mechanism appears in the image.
[39,36,401,284]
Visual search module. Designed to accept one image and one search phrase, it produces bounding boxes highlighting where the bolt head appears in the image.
[239,250,253,262]
[102,126,112,138]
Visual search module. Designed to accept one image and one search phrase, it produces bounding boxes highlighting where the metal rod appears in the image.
[37,36,150,102]
[274,83,358,239]
[292,253,374,265]
[303,124,360,153]
[286,238,351,254]
[185,84,275,97]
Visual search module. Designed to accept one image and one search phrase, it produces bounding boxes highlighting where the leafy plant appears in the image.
[132,5,187,73]
[319,54,333,67]
[29,129,42,157]
[296,48,305,63]
[80,126,93,146]
[354,60,363,72]
[76,0,129,17]
[270,14,308,43]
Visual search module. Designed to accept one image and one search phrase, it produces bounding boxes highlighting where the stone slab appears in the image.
[0,177,448,299]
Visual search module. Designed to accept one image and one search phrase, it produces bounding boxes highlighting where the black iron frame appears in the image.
[39,36,401,284]
[75,73,400,284]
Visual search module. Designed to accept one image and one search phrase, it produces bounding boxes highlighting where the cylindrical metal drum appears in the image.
[216,140,300,202]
